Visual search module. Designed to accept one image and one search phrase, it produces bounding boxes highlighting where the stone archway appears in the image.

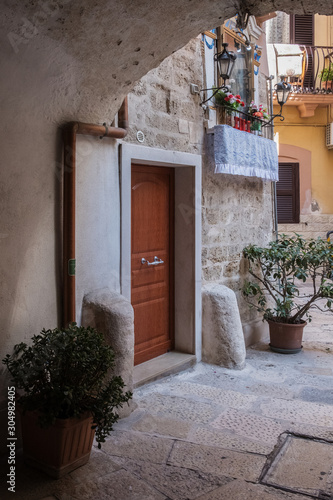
[2,1,333,121]
[1,0,333,453]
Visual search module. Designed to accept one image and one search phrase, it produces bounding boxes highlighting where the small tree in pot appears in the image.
[2,323,132,477]
[242,234,333,353]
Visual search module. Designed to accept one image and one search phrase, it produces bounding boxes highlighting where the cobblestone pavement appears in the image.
[1,303,333,499]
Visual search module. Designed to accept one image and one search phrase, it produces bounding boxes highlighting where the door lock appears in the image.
[141,256,164,266]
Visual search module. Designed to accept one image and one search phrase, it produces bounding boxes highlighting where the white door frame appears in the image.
[120,143,202,360]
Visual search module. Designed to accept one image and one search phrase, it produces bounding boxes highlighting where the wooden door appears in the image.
[131,164,174,365]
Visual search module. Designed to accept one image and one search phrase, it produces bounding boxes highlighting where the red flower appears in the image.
[236,99,241,103]
[235,94,241,99]
[241,102,245,106]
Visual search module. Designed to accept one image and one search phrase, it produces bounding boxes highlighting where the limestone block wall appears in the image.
[202,143,274,343]
[265,12,291,44]
[125,38,205,155]
[126,37,275,346]
[279,214,333,240]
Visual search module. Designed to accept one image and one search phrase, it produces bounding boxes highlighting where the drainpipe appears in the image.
[62,98,128,326]
[268,76,279,242]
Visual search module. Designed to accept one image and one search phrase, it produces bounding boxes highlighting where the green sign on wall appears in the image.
[68,259,76,276]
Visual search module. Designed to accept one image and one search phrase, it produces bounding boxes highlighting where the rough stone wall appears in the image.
[126,35,275,338]
[258,73,271,115]
[201,143,274,326]
[3,1,329,124]
[125,38,205,155]
[265,12,291,44]
[279,214,333,240]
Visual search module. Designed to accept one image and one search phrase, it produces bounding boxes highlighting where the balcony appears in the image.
[214,105,272,139]
[268,44,333,117]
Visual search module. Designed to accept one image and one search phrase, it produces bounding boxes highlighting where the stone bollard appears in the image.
[82,288,135,417]
[202,284,246,369]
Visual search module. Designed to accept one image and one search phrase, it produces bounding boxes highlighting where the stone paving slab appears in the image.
[132,413,191,439]
[168,440,267,482]
[299,385,333,405]
[101,429,173,464]
[137,393,219,423]
[297,365,333,376]
[160,381,259,409]
[260,398,333,427]
[117,457,232,499]
[188,425,274,454]
[70,468,168,500]
[211,407,285,445]
[1,306,332,499]
[0,449,122,500]
[288,422,333,441]
[246,382,295,399]
[262,435,333,497]
[195,479,313,500]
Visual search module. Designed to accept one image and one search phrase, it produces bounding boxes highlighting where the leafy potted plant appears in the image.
[2,323,132,478]
[213,87,245,125]
[319,67,333,89]
[248,101,270,135]
[242,234,333,353]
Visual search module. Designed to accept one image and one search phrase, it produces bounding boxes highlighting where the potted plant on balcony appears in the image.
[242,234,333,353]
[319,68,333,89]
[213,87,245,125]
[248,101,270,135]
[2,323,132,478]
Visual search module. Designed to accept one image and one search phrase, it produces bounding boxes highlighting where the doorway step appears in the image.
[133,352,196,388]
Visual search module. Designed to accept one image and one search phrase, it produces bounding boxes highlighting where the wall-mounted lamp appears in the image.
[276,78,292,111]
[235,9,252,52]
[245,41,252,51]
[236,9,250,32]
[234,41,242,53]
[215,43,237,86]
[200,43,237,104]
[263,77,292,126]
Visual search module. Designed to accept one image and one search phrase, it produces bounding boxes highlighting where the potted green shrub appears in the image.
[242,234,333,353]
[319,67,333,88]
[212,87,245,125]
[2,323,132,478]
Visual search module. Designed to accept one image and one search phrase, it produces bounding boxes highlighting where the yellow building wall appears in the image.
[274,105,333,214]
[314,15,333,46]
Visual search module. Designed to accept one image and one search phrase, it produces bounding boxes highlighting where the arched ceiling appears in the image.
[1,0,333,121]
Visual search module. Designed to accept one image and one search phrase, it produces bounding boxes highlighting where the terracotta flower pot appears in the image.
[217,106,233,126]
[268,320,307,354]
[20,410,95,478]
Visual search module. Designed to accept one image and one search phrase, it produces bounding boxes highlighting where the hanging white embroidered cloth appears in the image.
[213,125,279,181]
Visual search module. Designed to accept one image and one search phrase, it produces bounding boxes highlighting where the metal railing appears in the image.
[215,104,273,140]
[287,46,333,94]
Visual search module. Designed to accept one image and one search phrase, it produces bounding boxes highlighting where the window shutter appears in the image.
[290,15,314,45]
[290,15,314,88]
[276,163,300,223]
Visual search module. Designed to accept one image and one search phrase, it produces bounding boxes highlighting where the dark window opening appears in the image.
[290,14,314,88]
[276,163,300,223]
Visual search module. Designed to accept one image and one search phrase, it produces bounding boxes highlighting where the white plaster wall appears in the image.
[76,136,121,323]
[0,28,125,453]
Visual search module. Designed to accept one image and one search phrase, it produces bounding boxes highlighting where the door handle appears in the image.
[141,256,164,266]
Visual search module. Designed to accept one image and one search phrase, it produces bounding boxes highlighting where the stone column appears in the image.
[202,284,246,369]
[82,288,135,417]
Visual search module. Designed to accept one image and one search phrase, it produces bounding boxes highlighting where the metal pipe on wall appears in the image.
[62,98,128,327]
[267,75,279,242]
